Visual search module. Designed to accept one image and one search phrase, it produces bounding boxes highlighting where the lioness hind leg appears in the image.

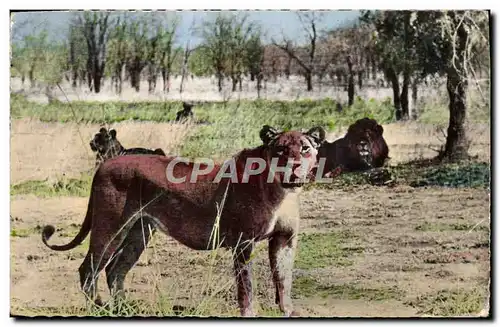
[79,233,129,306]
[233,242,255,317]
[105,217,156,298]
[79,253,103,306]
[268,231,298,317]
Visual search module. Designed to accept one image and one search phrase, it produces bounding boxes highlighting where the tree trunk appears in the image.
[400,70,410,120]
[131,70,141,92]
[179,73,186,94]
[162,69,167,92]
[357,70,363,90]
[347,56,355,106]
[256,72,263,98]
[148,78,154,94]
[165,71,171,93]
[93,71,102,93]
[365,57,370,80]
[217,70,223,93]
[118,75,123,94]
[442,71,468,161]
[387,68,401,120]
[441,17,469,161]
[71,69,77,88]
[147,65,157,94]
[410,77,419,120]
[231,75,238,92]
[348,77,355,106]
[371,56,377,80]
[28,67,35,88]
[285,57,291,80]
[305,70,313,92]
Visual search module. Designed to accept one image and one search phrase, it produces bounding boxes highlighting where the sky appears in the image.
[10,10,361,46]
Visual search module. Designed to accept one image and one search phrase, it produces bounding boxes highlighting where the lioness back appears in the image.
[96,154,224,202]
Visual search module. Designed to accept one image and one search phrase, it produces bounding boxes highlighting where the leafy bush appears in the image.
[410,162,490,188]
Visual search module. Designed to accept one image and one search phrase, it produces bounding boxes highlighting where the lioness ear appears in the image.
[260,125,280,145]
[306,126,326,147]
[109,129,117,139]
[99,127,108,135]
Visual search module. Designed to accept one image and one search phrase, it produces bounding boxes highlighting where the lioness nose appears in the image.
[293,163,309,179]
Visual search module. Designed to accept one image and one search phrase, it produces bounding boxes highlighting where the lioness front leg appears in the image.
[269,230,298,317]
[233,242,255,317]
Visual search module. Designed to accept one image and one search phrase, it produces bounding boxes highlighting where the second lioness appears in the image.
[89,127,166,166]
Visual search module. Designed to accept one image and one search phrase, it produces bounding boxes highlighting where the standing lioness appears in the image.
[41,125,326,317]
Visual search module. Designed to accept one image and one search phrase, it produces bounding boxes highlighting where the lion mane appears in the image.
[317,117,389,176]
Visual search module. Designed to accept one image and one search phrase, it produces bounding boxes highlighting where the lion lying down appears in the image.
[41,125,326,317]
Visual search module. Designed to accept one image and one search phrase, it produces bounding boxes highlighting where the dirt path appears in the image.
[10,185,490,317]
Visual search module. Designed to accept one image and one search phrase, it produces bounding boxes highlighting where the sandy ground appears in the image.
[10,186,490,317]
[9,116,491,317]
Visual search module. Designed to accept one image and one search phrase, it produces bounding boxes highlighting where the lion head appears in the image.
[343,117,389,169]
[317,118,389,176]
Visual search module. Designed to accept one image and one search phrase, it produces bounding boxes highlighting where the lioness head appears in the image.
[89,127,122,157]
[260,125,326,187]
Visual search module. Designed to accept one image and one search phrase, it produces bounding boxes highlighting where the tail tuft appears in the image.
[42,225,56,243]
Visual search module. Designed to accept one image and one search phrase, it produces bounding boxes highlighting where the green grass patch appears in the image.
[417,87,490,126]
[256,305,284,317]
[405,288,487,316]
[11,93,181,123]
[10,228,34,238]
[179,97,395,159]
[11,94,396,159]
[295,231,361,269]
[11,174,92,198]
[10,94,394,126]
[292,276,403,301]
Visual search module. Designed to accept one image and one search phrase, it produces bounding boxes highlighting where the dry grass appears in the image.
[10,118,192,184]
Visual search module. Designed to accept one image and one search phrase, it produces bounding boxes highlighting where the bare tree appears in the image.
[157,14,181,93]
[200,13,258,93]
[125,17,149,92]
[179,42,196,94]
[68,15,88,89]
[78,11,111,93]
[106,14,128,94]
[273,12,324,91]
